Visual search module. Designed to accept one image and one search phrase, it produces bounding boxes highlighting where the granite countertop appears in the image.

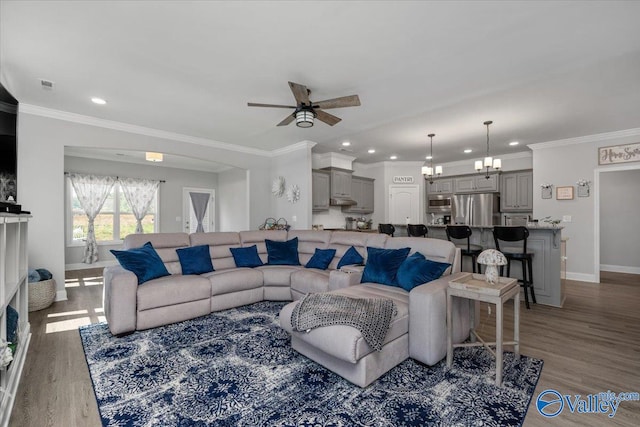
[425,224,564,230]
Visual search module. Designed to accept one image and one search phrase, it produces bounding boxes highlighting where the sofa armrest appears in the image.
[328,266,364,291]
[408,272,473,365]
[103,265,138,336]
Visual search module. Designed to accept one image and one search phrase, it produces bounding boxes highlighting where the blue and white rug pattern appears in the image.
[79,301,542,426]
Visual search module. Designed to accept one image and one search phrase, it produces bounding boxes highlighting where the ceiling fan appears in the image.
[248,81,361,128]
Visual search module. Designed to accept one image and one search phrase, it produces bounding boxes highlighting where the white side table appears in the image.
[446,273,520,386]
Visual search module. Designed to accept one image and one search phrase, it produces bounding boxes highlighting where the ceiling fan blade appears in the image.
[277,114,295,126]
[288,81,310,105]
[313,95,361,109]
[315,110,342,126]
[248,102,296,109]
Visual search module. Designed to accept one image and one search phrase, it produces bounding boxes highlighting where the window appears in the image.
[68,178,158,244]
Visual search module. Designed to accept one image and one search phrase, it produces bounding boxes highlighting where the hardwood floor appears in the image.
[9,272,640,426]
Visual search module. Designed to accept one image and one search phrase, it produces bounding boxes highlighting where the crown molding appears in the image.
[528,127,640,151]
[19,104,275,157]
[313,151,357,163]
[271,140,317,156]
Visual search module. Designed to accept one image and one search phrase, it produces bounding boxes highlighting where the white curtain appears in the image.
[68,173,116,264]
[119,178,160,233]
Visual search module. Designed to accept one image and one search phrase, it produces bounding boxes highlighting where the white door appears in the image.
[183,187,215,233]
[389,185,420,225]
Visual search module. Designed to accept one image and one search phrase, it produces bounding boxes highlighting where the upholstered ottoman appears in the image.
[280,283,410,387]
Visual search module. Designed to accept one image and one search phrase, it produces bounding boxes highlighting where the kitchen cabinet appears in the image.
[454,174,499,193]
[330,168,352,198]
[1,214,31,427]
[343,176,375,214]
[501,171,533,212]
[312,170,330,211]
[426,178,453,194]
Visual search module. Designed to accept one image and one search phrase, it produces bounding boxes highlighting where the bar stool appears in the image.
[493,226,536,309]
[407,224,428,237]
[445,225,483,273]
[378,223,395,236]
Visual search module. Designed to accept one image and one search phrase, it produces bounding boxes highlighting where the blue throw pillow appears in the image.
[337,246,364,269]
[265,237,300,265]
[230,245,264,268]
[396,252,451,292]
[110,242,170,284]
[305,248,336,270]
[176,245,214,275]
[36,268,53,280]
[361,246,411,287]
[6,305,18,344]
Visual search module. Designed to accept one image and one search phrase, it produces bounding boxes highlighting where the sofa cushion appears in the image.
[176,245,214,275]
[305,248,336,270]
[266,237,301,266]
[203,268,264,296]
[137,275,211,311]
[256,265,301,286]
[111,242,171,284]
[288,230,331,265]
[396,252,451,292]
[290,268,331,295]
[361,247,410,287]
[337,246,364,269]
[230,245,264,268]
[124,232,190,274]
[189,232,241,270]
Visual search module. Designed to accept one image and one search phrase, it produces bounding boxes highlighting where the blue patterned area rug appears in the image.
[79,301,543,426]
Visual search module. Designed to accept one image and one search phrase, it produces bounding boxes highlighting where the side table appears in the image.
[446,273,520,386]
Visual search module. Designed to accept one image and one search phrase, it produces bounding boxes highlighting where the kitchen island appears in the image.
[426,225,565,307]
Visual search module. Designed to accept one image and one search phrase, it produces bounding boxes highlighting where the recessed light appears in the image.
[426,155,433,160]
[509,141,519,146]
[464,149,472,154]
[368,149,376,154]
[342,141,351,147]
[91,97,107,105]
[390,155,397,160]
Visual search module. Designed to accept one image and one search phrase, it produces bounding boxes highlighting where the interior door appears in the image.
[183,187,215,233]
[389,185,420,225]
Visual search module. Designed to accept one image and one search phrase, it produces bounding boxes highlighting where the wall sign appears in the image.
[598,142,640,165]
[556,186,574,200]
[392,176,414,184]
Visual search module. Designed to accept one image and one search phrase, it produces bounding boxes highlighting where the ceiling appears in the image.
[2,1,640,169]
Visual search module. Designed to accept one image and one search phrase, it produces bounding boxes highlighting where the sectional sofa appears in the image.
[103,229,474,387]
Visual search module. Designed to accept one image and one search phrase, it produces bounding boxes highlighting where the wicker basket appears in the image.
[28,279,56,312]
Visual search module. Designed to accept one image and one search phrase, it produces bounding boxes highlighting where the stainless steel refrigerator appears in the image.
[451,193,500,226]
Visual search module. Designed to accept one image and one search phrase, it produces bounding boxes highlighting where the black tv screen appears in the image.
[0,82,18,202]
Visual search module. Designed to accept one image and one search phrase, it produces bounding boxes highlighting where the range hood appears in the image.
[314,153,358,207]
[330,197,357,206]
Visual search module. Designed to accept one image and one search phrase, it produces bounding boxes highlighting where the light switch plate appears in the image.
[562,215,572,222]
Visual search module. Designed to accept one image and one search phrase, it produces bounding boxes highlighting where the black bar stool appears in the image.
[493,226,536,309]
[445,225,483,273]
[378,223,395,236]
[407,224,428,237]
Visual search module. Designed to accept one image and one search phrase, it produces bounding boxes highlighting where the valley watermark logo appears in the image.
[537,389,639,418]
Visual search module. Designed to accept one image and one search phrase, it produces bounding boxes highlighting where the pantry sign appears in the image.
[392,176,415,184]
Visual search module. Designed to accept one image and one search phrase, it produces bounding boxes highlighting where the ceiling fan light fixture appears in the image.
[295,109,315,128]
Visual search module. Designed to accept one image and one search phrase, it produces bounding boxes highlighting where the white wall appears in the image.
[600,169,640,273]
[218,167,249,231]
[64,155,218,264]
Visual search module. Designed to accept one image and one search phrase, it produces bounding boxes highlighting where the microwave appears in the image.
[427,193,452,213]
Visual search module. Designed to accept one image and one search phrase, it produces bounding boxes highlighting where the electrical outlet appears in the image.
[562,215,572,222]
[176,216,182,222]
[292,215,297,222]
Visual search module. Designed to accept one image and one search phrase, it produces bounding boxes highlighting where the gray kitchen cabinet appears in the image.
[330,169,352,198]
[426,178,453,194]
[312,170,330,211]
[343,176,375,213]
[454,174,499,193]
[501,171,533,212]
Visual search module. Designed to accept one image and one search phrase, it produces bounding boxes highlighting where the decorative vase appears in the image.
[485,265,499,284]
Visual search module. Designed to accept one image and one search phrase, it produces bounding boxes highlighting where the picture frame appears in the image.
[556,186,574,200]
[598,142,640,165]
[541,187,552,199]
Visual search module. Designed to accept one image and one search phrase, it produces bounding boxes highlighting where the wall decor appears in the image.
[286,184,300,204]
[392,176,414,184]
[576,179,591,197]
[271,176,285,197]
[540,183,553,199]
[556,186,574,200]
[598,142,640,165]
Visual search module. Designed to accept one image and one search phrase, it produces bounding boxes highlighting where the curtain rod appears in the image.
[64,172,166,183]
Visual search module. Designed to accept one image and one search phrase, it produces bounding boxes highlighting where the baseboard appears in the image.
[600,264,640,275]
[55,289,68,301]
[566,272,598,283]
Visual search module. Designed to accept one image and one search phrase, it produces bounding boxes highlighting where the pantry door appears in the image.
[389,185,420,225]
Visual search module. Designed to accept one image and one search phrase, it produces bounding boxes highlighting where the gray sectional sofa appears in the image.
[103,229,474,387]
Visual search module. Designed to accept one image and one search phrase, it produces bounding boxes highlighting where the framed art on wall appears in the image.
[556,186,574,200]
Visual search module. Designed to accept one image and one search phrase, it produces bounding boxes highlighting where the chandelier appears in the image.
[421,133,442,184]
[474,120,501,179]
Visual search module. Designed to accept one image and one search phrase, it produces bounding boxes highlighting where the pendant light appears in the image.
[474,120,501,179]
[421,133,442,184]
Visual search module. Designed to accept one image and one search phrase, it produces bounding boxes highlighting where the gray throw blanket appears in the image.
[290,293,397,351]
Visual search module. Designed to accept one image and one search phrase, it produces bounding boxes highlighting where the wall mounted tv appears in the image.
[0,82,18,202]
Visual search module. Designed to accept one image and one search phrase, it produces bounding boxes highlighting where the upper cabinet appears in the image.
[501,171,533,212]
[426,178,453,194]
[454,174,499,193]
[330,168,352,198]
[312,170,330,211]
[343,176,375,214]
